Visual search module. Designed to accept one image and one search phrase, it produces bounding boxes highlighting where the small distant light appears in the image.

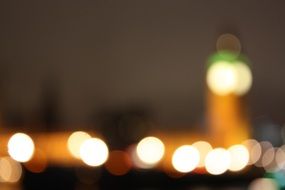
[0,157,22,183]
[8,133,35,162]
[228,144,249,172]
[216,33,241,54]
[242,139,262,165]
[205,148,230,175]
[248,178,278,190]
[172,145,200,173]
[136,137,165,167]
[67,131,91,159]
[79,138,109,167]
[192,141,213,168]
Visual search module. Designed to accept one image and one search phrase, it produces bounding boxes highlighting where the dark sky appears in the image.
[0,0,285,127]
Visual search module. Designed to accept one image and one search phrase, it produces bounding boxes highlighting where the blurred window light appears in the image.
[67,131,91,159]
[172,145,200,173]
[0,157,22,183]
[8,133,35,163]
[205,148,230,175]
[192,141,212,168]
[228,144,249,172]
[136,137,165,167]
[79,138,109,167]
[248,178,278,190]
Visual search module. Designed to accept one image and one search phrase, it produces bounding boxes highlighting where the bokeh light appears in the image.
[228,144,249,171]
[136,136,165,166]
[275,145,285,170]
[172,145,200,173]
[192,141,213,168]
[262,147,276,171]
[216,33,241,54]
[0,157,22,183]
[79,138,109,167]
[243,139,262,165]
[248,178,278,190]
[205,148,230,175]
[67,131,91,159]
[255,141,273,167]
[105,150,132,176]
[8,133,35,163]
[207,61,237,96]
[24,148,48,173]
[233,62,253,95]
[207,60,252,96]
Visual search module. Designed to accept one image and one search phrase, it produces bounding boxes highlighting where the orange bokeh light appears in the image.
[24,148,48,173]
[105,150,132,176]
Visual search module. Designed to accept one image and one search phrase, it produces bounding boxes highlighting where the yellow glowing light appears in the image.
[228,144,249,172]
[172,145,200,173]
[136,137,165,166]
[8,133,35,162]
[129,144,151,169]
[0,157,22,183]
[207,61,237,96]
[234,62,253,95]
[79,138,109,167]
[242,139,262,165]
[248,178,278,190]
[205,148,230,175]
[67,131,91,159]
[207,61,252,96]
[192,141,213,168]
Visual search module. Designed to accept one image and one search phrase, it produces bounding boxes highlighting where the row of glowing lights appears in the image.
[1,132,285,183]
[67,132,285,174]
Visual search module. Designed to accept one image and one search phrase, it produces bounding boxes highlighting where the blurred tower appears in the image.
[206,34,253,147]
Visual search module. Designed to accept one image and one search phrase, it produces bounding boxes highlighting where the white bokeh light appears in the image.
[205,148,230,175]
[207,61,237,96]
[192,141,213,168]
[228,144,249,171]
[67,131,91,159]
[79,138,109,167]
[207,61,252,96]
[136,137,165,166]
[172,145,200,173]
[234,62,253,95]
[8,133,35,162]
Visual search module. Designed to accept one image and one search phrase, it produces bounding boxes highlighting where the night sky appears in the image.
[0,0,285,129]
